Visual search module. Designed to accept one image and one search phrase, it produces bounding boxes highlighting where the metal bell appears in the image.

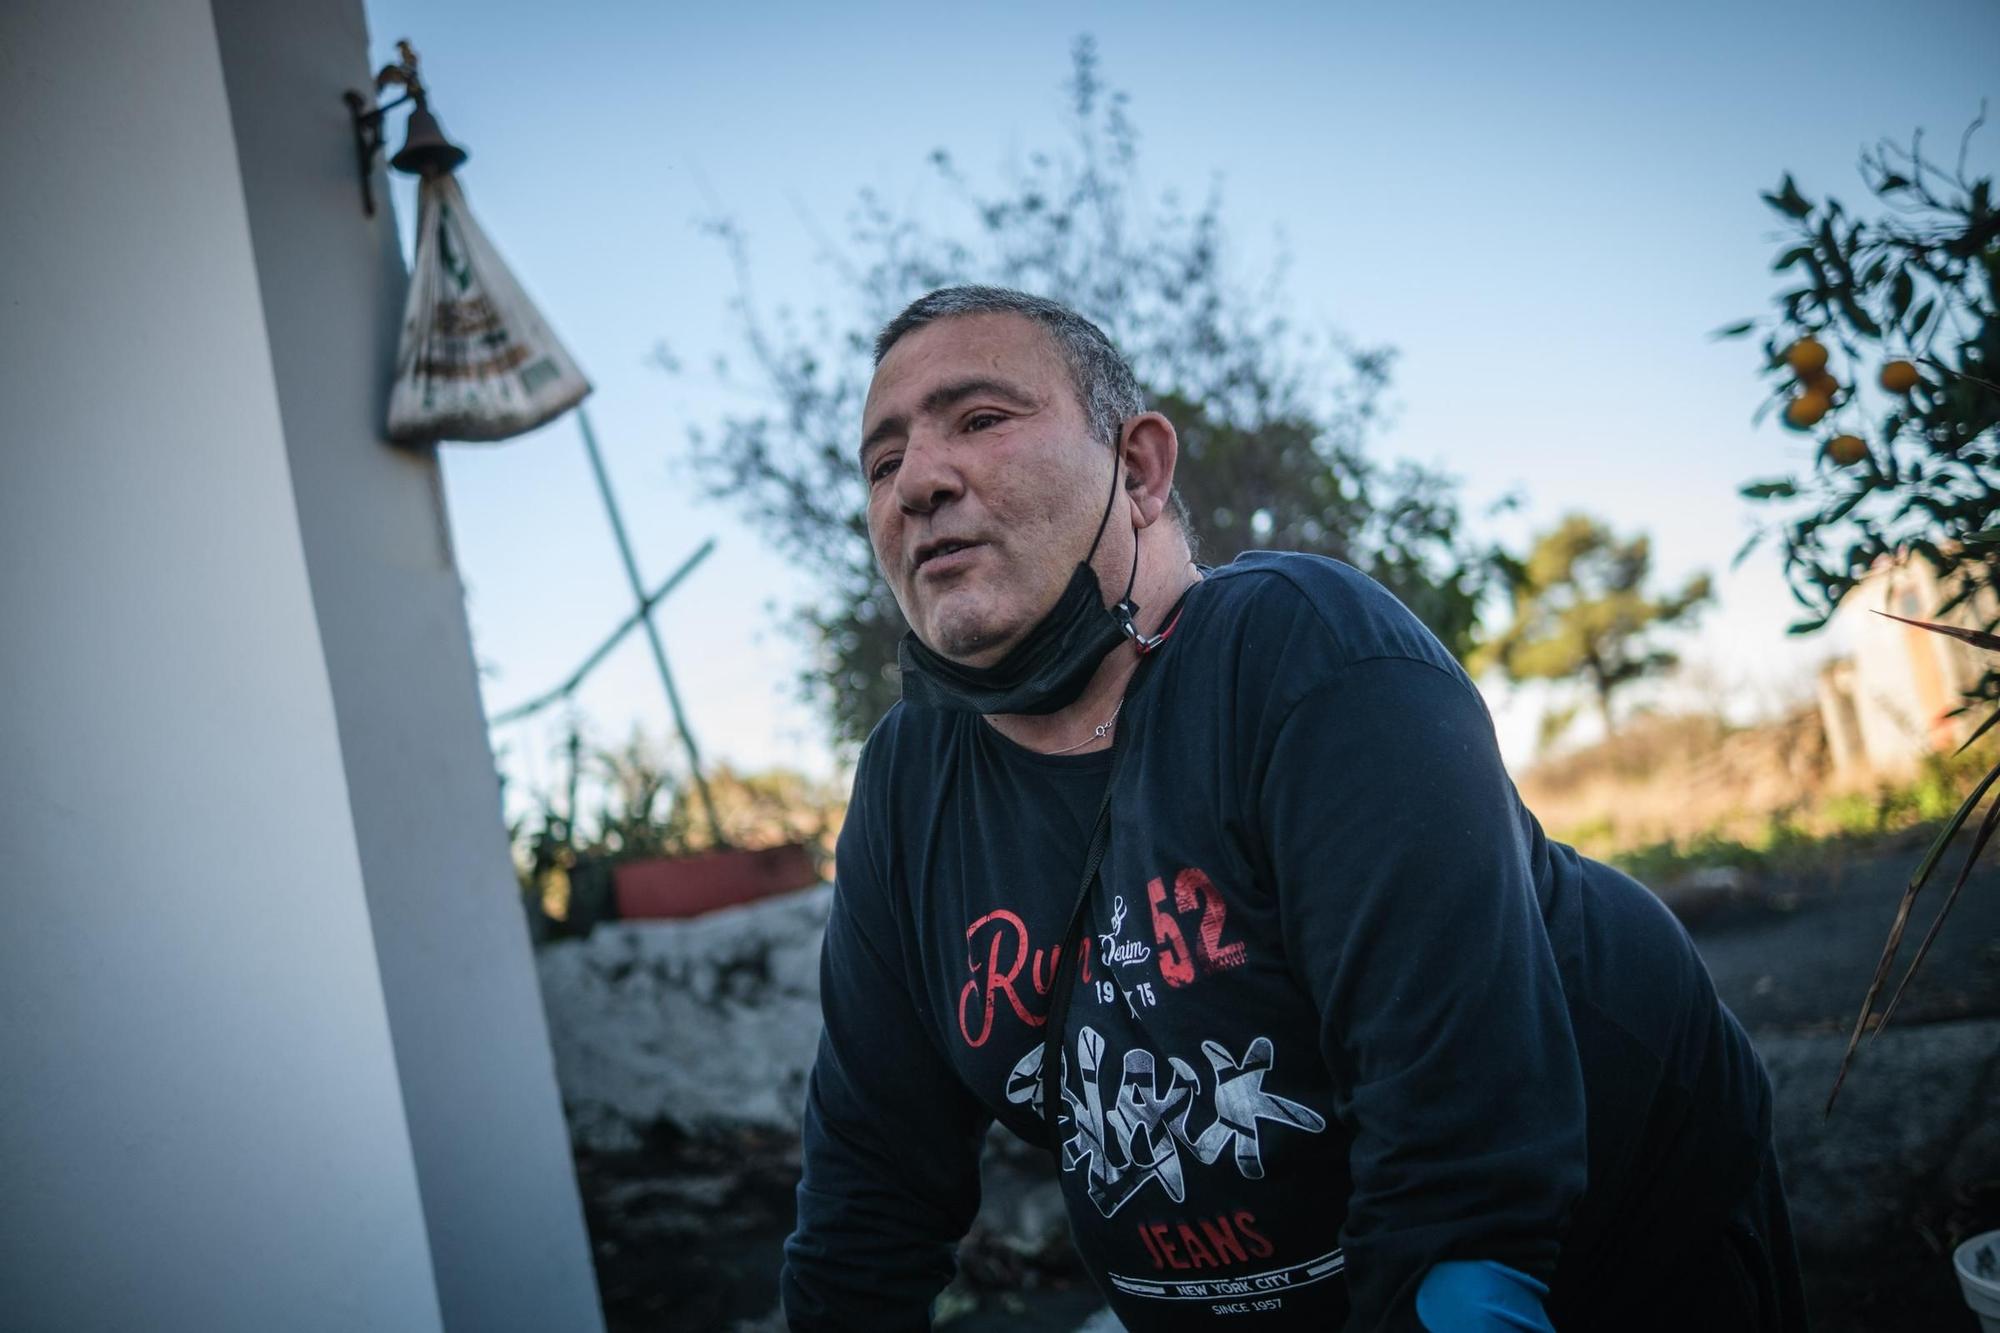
[390,100,469,179]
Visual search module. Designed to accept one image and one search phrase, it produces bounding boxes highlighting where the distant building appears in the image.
[1818,555,1998,778]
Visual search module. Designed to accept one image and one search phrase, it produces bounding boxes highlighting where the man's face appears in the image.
[860,312,1115,665]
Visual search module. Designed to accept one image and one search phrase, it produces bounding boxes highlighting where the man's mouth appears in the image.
[914,540,984,575]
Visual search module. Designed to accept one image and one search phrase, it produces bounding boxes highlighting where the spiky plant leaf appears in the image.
[1875,780,2000,1034]
[1870,609,2000,654]
[1955,707,2000,758]
[1827,758,2000,1113]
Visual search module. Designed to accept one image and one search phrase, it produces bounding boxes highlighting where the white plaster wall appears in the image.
[1830,556,2000,775]
[205,2,602,1328]
[0,2,443,1329]
[1850,606,1928,774]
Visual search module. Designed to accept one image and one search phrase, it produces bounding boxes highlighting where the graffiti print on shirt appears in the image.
[1007,1026,1328,1217]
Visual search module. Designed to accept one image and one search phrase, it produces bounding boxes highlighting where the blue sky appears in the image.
[358,0,1998,805]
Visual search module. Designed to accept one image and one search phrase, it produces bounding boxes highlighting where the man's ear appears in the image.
[1118,412,1179,529]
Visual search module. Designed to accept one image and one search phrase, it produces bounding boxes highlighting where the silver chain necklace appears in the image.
[1045,699,1124,755]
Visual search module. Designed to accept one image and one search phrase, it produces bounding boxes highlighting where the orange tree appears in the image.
[1727,113,2000,1103]
[1730,115,1999,640]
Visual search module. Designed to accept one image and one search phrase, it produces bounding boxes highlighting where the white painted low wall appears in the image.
[537,886,832,1150]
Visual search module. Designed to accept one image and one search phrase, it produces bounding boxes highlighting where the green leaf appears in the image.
[1837,288,1882,338]
[1890,269,1914,323]
[1712,319,1757,339]
[1802,248,1830,292]
[1762,173,1813,219]
[1773,246,1814,273]
[1827,487,1870,523]
[1908,297,1936,335]
[1966,528,2000,544]
[1740,479,1798,499]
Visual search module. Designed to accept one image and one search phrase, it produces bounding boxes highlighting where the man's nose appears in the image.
[894,435,961,516]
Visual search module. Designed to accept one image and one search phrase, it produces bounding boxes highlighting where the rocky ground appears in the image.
[1676,834,2000,1332]
[543,829,2000,1332]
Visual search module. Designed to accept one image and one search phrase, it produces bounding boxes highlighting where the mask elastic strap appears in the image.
[1111,534,1144,626]
[1081,439,1122,566]
[1088,435,1162,652]
[1111,484,1168,651]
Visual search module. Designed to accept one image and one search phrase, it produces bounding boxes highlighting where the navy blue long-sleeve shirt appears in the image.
[783,552,1774,1331]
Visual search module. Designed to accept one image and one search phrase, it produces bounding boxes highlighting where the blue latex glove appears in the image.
[1415,1260,1556,1332]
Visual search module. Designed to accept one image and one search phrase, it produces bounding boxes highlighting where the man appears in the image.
[781,286,1806,1332]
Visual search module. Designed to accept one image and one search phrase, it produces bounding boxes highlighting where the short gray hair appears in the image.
[874,285,1195,547]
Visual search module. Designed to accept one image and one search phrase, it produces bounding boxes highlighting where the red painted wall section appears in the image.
[612,844,820,919]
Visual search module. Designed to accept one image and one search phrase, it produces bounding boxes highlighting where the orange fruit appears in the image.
[1880,359,1920,393]
[1786,336,1830,377]
[1804,371,1840,399]
[1825,434,1867,466]
[1785,391,1832,430]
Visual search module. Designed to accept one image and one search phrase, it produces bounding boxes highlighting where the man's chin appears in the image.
[924,613,1020,667]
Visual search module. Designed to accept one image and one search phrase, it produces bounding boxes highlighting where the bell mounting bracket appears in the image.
[342,40,427,217]
[342,88,420,217]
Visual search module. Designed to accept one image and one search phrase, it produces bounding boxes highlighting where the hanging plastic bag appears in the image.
[386,174,591,444]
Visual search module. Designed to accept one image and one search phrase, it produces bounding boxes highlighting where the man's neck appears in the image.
[984,547,1200,755]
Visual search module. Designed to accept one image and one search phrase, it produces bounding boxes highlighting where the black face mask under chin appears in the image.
[897,448,1149,717]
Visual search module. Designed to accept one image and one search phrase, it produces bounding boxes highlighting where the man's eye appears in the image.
[869,455,900,483]
[965,412,1004,432]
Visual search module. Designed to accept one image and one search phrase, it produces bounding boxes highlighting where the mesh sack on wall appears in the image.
[386,174,591,444]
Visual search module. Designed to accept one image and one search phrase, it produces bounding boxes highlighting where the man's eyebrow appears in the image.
[858,377,1040,465]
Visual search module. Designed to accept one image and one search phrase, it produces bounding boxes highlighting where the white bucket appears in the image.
[1954,1231,2000,1333]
